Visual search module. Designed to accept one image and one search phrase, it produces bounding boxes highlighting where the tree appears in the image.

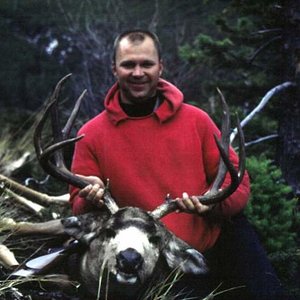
[0,0,66,111]
[179,0,300,195]
[2,0,298,193]
[277,1,300,195]
[245,155,299,294]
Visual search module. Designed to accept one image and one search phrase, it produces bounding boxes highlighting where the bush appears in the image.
[246,155,298,253]
[245,155,299,295]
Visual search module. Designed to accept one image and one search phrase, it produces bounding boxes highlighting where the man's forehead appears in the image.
[119,35,153,48]
[116,36,158,58]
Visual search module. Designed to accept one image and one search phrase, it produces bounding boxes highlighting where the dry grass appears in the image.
[0,121,35,176]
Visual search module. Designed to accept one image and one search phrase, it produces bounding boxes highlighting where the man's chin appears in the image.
[122,90,155,105]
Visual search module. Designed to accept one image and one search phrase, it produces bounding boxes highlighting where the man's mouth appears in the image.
[128,83,148,92]
[129,81,148,86]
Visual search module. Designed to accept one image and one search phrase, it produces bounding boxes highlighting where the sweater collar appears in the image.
[104,78,184,125]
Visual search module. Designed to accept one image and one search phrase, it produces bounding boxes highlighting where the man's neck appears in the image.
[119,95,161,117]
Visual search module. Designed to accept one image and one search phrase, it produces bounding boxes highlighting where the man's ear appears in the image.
[112,63,117,77]
[161,236,208,275]
[159,59,163,76]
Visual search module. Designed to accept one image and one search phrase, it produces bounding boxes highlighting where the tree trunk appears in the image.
[278,0,300,196]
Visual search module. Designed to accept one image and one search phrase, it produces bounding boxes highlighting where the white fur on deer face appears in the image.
[103,225,160,285]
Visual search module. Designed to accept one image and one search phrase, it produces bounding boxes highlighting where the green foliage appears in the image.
[245,155,299,294]
[179,0,291,163]
[246,155,298,253]
[179,10,275,98]
[180,34,235,65]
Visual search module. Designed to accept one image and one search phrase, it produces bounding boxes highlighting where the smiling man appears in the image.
[69,30,289,300]
[112,32,163,105]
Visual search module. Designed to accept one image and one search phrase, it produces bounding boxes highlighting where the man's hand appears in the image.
[176,192,215,215]
[76,175,105,208]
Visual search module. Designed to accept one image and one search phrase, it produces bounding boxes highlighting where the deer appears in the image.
[0,75,245,300]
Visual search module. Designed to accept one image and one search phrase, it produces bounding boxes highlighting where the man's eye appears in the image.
[142,62,155,68]
[121,62,135,69]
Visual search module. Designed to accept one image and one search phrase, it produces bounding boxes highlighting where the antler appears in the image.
[151,89,246,219]
[34,74,119,214]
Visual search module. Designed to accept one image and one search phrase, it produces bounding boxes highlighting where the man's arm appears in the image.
[177,112,250,217]
[69,128,106,215]
[176,167,250,217]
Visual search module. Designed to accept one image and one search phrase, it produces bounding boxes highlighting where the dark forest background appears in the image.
[0,0,299,297]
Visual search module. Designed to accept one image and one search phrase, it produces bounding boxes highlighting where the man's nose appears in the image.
[132,65,143,76]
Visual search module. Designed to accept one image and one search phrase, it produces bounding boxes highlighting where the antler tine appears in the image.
[197,133,239,204]
[191,90,245,205]
[236,115,246,182]
[34,78,90,189]
[62,89,87,138]
[150,196,178,219]
[151,90,246,219]
[50,73,72,170]
[209,88,230,192]
[34,74,71,159]
[199,114,246,203]
[34,75,119,214]
[103,179,119,214]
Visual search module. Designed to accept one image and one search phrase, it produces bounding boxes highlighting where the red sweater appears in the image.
[70,79,250,252]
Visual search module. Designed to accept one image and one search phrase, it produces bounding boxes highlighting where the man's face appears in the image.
[112,36,163,105]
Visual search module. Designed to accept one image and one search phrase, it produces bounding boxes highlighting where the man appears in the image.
[70,30,287,299]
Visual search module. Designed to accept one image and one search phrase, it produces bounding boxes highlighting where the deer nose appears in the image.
[116,248,143,273]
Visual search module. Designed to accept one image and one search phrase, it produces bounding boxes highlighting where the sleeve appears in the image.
[201,113,250,218]
[69,127,103,215]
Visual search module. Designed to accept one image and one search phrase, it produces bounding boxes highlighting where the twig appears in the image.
[4,189,45,217]
[230,81,296,143]
[248,35,282,64]
[0,174,69,206]
[251,28,282,35]
[0,244,19,268]
[202,282,245,299]
[2,152,31,176]
[245,134,278,147]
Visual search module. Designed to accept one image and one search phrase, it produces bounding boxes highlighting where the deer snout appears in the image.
[116,248,143,273]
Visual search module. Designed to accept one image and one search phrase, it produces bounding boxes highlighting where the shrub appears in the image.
[245,155,299,295]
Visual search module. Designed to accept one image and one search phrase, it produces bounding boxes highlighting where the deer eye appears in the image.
[105,228,116,239]
[149,235,161,245]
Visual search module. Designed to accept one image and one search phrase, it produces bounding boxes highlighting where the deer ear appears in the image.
[162,238,208,275]
[62,216,96,245]
[62,211,110,244]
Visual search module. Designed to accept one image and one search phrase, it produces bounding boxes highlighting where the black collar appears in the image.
[119,94,162,117]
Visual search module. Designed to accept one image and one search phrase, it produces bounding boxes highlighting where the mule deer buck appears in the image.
[0,75,245,299]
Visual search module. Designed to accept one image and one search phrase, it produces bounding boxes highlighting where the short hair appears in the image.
[112,29,162,63]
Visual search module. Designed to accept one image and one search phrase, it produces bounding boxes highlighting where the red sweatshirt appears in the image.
[70,78,250,252]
